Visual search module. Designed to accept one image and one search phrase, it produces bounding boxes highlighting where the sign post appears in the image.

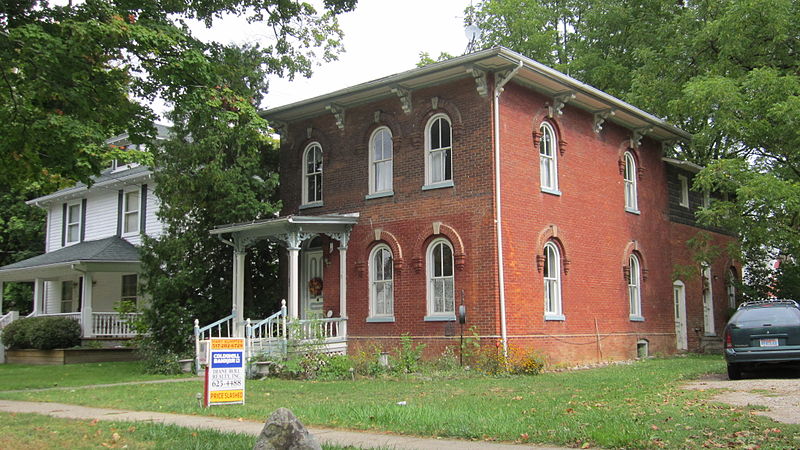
[205,337,245,407]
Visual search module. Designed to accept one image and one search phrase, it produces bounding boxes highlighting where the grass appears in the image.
[2,356,800,448]
[0,361,192,390]
[0,412,362,449]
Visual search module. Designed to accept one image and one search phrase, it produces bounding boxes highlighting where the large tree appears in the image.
[468,0,800,295]
[1,0,355,192]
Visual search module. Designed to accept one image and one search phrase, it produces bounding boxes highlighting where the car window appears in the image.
[732,307,800,327]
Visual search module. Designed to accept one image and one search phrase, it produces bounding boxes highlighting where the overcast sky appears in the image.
[191,0,475,109]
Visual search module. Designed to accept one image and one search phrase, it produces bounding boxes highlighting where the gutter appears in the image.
[493,59,523,358]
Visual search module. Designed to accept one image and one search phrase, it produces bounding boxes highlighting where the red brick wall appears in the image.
[276,76,738,365]
[279,78,502,345]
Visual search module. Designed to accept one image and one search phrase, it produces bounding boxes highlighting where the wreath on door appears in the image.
[308,277,323,296]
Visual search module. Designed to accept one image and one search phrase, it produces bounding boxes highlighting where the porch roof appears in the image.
[210,214,358,245]
[0,236,141,282]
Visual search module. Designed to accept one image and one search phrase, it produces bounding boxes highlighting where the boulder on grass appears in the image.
[253,407,321,450]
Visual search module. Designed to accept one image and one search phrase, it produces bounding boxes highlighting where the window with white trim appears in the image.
[121,274,138,304]
[369,127,393,195]
[427,239,455,318]
[424,114,452,187]
[369,245,394,319]
[302,143,323,205]
[624,152,638,212]
[539,122,559,193]
[543,242,563,319]
[123,189,140,234]
[66,202,81,244]
[629,254,643,319]
[678,174,689,208]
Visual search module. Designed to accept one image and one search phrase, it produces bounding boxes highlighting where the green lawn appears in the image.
[0,361,192,390]
[2,356,799,448]
[0,412,360,449]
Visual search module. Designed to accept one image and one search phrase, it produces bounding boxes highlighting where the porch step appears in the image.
[700,335,723,354]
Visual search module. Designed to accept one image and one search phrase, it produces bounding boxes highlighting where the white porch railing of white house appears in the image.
[0,311,19,330]
[93,312,140,338]
[194,312,237,374]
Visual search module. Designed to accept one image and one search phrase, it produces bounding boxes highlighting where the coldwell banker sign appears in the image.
[205,338,245,406]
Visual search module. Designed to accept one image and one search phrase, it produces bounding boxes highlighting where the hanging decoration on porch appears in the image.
[308,277,323,296]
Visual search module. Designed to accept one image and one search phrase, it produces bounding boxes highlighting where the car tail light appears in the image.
[725,332,733,349]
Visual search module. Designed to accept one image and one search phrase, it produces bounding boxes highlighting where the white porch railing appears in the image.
[93,312,140,338]
[293,317,347,343]
[0,311,19,330]
[194,312,237,374]
[246,301,287,360]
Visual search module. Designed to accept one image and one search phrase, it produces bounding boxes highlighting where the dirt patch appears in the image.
[684,370,800,424]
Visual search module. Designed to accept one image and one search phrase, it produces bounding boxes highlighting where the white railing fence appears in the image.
[92,312,141,338]
[246,300,287,360]
[194,312,237,374]
[0,311,19,330]
[293,317,346,343]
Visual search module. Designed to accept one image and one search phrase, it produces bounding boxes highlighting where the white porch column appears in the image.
[232,248,246,336]
[81,273,94,338]
[33,278,44,316]
[331,230,350,338]
[286,234,301,320]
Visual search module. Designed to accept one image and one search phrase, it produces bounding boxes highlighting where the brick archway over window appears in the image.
[353,111,406,156]
[535,225,570,274]
[360,229,404,276]
[621,241,648,282]
[532,116,568,157]
[617,142,644,180]
[412,97,464,148]
[410,222,466,273]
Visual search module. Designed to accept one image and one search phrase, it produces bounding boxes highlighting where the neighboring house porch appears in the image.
[0,236,142,339]
[194,214,356,364]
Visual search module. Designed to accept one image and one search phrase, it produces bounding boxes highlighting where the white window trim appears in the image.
[539,122,560,195]
[65,201,82,245]
[367,244,395,322]
[122,188,140,235]
[423,114,454,189]
[678,174,689,208]
[543,242,564,320]
[624,152,639,213]
[424,238,456,321]
[368,127,393,196]
[629,254,643,320]
[302,142,323,206]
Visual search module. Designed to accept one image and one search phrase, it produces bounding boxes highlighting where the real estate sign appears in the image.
[205,338,245,406]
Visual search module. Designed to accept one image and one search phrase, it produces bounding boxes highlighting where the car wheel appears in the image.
[727,363,743,380]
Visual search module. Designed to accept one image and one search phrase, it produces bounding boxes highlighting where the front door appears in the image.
[673,281,688,351]
[301,250,324,319]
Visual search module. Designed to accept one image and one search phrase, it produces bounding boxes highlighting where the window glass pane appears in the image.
[434,279,444,312]
[382,130,393,158]
[383,251,393,280]
[443,148,452,181]
[444,280,454,312]
[433,244,443,277]
[374,251,383,280]
[125,191,138,213]
[440,119,451,149]
[540,129,551,156]
[431,119,441,149]
[68,204,80,222]
[442,244,453,276]
[68,224,79,242]
[125,213,138,233]
[431,150,443,183]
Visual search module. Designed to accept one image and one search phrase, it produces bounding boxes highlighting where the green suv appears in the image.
[723,299,800,380]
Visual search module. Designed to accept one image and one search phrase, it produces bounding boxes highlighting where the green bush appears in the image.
[2,317,81,350]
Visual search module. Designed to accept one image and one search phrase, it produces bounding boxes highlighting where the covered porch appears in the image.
[0,237,143,339]
[195,214,357,361]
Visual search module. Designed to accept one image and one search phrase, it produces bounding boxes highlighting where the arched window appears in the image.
[543,242,563,319]
[539,122,559,193]
[424,114,453,187]
[302,143,323,205]
[629,254,643,319]
[624,151,638,212]
[369,127,393,195]
[369,245,394,320]
[426,238,455,319]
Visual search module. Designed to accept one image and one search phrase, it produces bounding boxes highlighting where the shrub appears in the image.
[2,317,80,350]
[392,333,425,374]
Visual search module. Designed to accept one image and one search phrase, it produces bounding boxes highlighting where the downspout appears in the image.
[493,60,523,358]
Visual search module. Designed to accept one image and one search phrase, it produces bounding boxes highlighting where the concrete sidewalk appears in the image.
[0,399,565,450]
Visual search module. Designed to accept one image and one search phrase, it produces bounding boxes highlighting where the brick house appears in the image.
[208,47,738,365]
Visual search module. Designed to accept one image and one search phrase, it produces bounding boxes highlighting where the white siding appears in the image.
[83,188,119,242]
[46,203,63,252]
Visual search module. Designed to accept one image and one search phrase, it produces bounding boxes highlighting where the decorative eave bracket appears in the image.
[326,103,345,131]
[592,109,616,134]
[630,126,653,149]
[391,86,412,114]
[467,67,488,97]
[548,91,576,118]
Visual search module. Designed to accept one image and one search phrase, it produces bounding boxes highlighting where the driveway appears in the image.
[683,366,800,424]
